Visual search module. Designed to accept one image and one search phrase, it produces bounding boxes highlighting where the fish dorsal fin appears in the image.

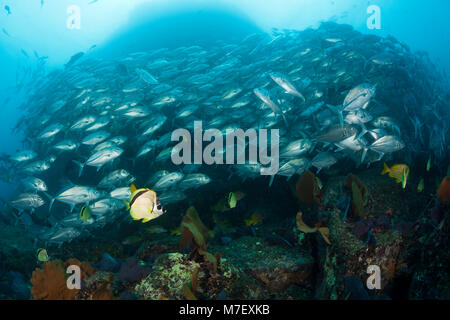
[130,184,137,193]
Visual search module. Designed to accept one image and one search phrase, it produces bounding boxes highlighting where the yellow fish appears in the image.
[426,156,431,172]
[417,178,424,193]
[228,192,237,208]
[79,205,92,222]
[381,163,410,184]
[244,213,263,227]
[36,248,49,262]
[401,167,408,189]
[125,184,165,223]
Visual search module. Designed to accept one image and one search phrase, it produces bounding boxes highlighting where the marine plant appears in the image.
[179,206,219,274]
[437,176,450,203]
[343,173,368,220]
[296,170,322,204]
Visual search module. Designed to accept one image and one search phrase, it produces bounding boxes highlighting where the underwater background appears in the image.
[0,0,449,300]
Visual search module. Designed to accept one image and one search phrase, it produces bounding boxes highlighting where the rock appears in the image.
[344,276,370,300]
[220,236,233,245]
[117,257,151,284]
[6,271,30,300]
[98,253,121,273]
[212,236,314,298]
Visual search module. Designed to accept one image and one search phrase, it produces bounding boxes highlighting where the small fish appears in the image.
[65,51,84,68]
[401,167,408,189]
[36,248,49,262]
[227,191,245,209]
[426,156,431,172]
[228,192,237,208]
[79,205,92,222]
[125,184,165,223]
[4,5,11,15]
[417,178,424,193]
[381,163,410,184]
[244,213,263,226]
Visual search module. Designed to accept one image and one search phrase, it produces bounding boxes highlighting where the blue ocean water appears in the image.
[0,0,449,301]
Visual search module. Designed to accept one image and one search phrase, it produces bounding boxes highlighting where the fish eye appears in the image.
[157,205,162,210]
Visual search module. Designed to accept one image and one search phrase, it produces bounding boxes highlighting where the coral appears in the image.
[30,258,97,300]
[296,170,322,204]
[65,258,96,279]
[134,252,259,300]
[30,260,78,300]
[437,176,450,203]
[76,271,115,300]
[211,236,314,298]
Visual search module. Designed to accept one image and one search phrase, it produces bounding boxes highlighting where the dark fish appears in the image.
[65,51,84,68]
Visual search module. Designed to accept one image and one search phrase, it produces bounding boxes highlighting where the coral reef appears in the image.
[30,260,78,300]
[134,252,255,300]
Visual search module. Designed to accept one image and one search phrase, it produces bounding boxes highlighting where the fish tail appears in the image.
[281,113,289,128]
[72,160,84,177]
[269,175,275,188]
[361,147,368,164]
[338,110,344,128]
[381,162,390,175]
[44,192,55,211]
[357,122,368,139]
